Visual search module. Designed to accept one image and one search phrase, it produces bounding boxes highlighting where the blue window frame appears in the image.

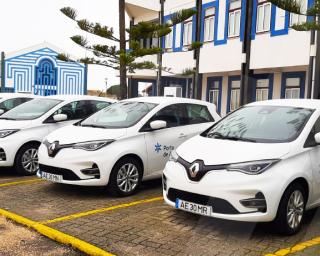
[281,72,306,99]
[206,77,222,113]
[227,75,241,113]
[252,73,274,101]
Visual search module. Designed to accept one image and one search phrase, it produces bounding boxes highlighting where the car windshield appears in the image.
[81,101,157,128]
[205,105,314,143]
[0,98,62,120]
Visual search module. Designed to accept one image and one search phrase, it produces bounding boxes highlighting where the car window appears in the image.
[0,98,32,112]
[81,101,157,128]
[305,116,320,147]
[148,104,188,128]
[185,104,214,124]
[0,98,62,120]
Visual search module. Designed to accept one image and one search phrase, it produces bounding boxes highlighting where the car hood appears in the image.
[46,125,127,144]
[176,135,291,165]
[0,119,33,130]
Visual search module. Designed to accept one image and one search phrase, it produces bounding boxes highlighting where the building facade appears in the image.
[1,43,87,96]
[126,0,313,116]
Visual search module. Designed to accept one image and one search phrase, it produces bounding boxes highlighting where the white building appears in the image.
[126,0,313,116]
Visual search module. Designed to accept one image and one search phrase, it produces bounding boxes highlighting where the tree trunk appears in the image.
[193,0,202,99]
[157,0,165,96]
[119,0,127,99]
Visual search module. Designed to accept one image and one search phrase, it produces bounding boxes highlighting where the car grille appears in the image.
[0,148,6,161]
[167,188,239,214]
[39,164,80,181]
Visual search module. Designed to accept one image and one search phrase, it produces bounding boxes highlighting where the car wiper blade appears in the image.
[0,117,16,120]
[208,132,256,142]
[81,124,107,129]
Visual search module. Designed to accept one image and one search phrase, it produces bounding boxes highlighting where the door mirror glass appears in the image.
[0,109,5,115]
[314,132,320,144]
[53,114,68,122]
[150,120,167,130]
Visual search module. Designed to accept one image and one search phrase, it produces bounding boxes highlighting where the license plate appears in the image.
[175,199,212,217]
[40,171,63,183]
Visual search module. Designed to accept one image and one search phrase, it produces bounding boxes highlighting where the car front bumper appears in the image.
[37,144,115,186]
[163,161,285,223]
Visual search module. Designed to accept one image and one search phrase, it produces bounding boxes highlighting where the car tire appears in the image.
[273,183,306,235]
[14,143,40,176]
[108,157,143,197]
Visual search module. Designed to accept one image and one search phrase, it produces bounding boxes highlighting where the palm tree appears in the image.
[119,0,127,99]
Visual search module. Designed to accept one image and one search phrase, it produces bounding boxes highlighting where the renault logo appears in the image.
[189,162,200,178]
[48,141,59,156]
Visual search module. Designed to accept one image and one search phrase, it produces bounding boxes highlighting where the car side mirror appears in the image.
[0,109,5,115]
[150,120,167,130]
[53,114,68,122]
[314,132,320,144]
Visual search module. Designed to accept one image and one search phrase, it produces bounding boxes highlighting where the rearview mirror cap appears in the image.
[150,120,167,130]
[53,114,68,122]
[0,109,5,115]
[315,132,320,144]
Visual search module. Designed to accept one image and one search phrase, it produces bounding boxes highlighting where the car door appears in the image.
[143,104,190,176]
[305,115,320,203]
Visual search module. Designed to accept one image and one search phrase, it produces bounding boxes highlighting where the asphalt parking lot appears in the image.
[1,170,320,256]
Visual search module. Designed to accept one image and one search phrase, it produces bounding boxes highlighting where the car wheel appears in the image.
[108,157,142,197]
[15,143,40,176]
[273,183,306,235]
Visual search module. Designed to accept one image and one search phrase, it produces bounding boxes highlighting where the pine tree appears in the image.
[58,5,198,99]
[268,0,320,31]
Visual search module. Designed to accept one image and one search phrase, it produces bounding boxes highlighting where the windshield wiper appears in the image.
[0,117,17,120]
[81,124,107,129]
[208,132,256,143]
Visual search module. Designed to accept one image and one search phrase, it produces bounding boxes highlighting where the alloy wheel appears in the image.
[116,163,139,193]
[286,190,304,230]
[21,148,39,174]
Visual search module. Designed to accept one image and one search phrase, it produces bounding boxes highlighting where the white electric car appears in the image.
[0,93,37,114]
[163,99,320,235]
[0,95,115,175]
[37,97,220,196]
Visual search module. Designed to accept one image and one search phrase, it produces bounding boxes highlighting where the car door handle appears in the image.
[178,133,188,139]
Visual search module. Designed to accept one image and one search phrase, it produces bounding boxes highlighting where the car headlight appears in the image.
[226,159,279,175]
[169,150,179,162]
[72,140,114,151]
[0,129,19,138]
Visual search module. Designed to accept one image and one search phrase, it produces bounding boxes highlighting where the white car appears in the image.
[163,99,320,235]
[0,93,37,115]
[37,97,220,196]
[0,95,115,175]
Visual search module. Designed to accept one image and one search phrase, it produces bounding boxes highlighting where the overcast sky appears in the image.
[0,0,122,91]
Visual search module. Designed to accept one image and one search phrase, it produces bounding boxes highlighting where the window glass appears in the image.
[0,98,62,120]
[209,90,219,107]
[81,101,157,128]
[230,0,241,9]
[186,104,214,124]
[0,98,31,112]
[256,3,271,32]
[285,77,301,99]
[286,78,300,87]
[165,24,173,49]
[256,89,269,101]
[183,21,193,46]
[206,106,313,143]
[149,104,188,128]
[290,0,307,26]
[204,7,215,42]
[228,0,241,37]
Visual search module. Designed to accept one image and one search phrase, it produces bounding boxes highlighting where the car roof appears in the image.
[0,93,38,98]
[46,95,117,103]
[123,96,213,105]
[248,99,320,109]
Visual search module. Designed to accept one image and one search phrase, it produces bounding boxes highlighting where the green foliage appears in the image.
[60,7,77,20]
[181,68,195,76]
[292,21,320,31]
[190,41,203,50]
[171,8,197,25]
[58,5,202,74]
[268,0,301,14]
[107,84,121,97]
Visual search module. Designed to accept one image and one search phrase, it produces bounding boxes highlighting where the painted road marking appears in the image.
[265,237,320,256]
[0,208,114,256]
[42,196,164,224]
[0,178,44,187]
